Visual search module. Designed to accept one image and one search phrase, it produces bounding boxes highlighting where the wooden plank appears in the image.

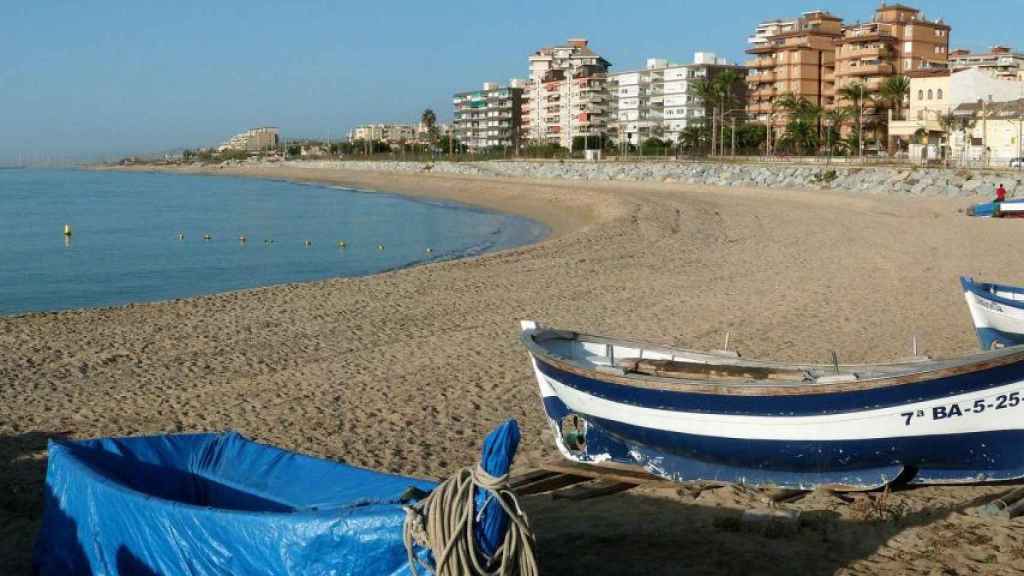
[508,469,560,490]
[513,473,590,496]
[540,459,688,490]
[551,480,638,501]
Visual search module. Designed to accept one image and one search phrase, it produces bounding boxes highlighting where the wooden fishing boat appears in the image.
[520,321,1024,490]
[962,277,1024,350]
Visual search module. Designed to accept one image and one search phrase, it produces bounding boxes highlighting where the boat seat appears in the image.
[620,358,812,383]
[814,374,859,385]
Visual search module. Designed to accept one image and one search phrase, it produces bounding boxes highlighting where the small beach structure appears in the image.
[520,321,1024,491]
[34,423,535,575]
[962,277,1024,350]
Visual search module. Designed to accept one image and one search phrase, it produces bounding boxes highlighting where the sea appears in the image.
[0,169,548,315]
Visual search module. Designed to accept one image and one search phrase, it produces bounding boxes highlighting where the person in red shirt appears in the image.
[996,184,1008,203]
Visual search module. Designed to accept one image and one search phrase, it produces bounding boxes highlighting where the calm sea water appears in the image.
[0,169,548,315]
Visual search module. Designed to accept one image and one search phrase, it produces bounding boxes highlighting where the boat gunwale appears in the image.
[521,327,1024,397]
[49,433,435,518]
[963,276,1024,311]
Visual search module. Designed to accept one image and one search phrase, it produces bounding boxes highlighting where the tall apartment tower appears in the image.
[521,38,611,149]
[609,53,748,145]
[452,80,524,151]
[835,4,950,112]
[745,11,844,128]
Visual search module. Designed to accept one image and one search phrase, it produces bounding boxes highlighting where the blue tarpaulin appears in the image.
[475,419,521,559]
[33,432,441,575]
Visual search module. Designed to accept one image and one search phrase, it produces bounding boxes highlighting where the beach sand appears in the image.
[3,165,1024,574]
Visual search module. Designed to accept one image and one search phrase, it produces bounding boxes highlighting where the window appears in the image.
[918,110,924,120]
[919,89,924,100]
[937,89,943,100]
[927,89,933,100]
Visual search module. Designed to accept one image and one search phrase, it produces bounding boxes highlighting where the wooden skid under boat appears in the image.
[520,321,1024,491]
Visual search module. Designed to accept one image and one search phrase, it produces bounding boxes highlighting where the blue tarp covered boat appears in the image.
[968,198,1024,218]
[34,422,523,575]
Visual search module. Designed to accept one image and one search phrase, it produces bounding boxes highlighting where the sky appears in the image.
[2,0,1021,163]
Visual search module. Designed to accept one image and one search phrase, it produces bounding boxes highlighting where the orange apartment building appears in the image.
[834,4,950,126]
[745,11,843,129]
[746,4,951,152]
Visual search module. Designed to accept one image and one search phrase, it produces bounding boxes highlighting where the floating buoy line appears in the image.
[157,235,442,256]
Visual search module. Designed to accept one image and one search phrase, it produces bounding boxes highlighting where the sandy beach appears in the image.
[3,164,1024,574]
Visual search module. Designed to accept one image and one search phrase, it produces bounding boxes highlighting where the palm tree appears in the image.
[879,75,911,155]
[880,76,911,122]
[837,82,870,158]
[421,109,438,146]
[691,78,717,155]
[823,108,852,155]
[776,93,823,155]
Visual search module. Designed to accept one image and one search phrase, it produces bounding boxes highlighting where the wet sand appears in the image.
[3,165,1023,574]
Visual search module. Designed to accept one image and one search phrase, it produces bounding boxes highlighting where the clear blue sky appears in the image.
[2,1,1017,163]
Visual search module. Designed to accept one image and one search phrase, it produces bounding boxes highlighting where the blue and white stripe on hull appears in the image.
[521,321,1024,490]
[962,277,1024,350]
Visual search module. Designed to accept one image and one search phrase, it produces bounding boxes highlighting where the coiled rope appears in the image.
[403,464,538,576]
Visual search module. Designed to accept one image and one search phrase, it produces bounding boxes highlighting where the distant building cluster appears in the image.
[208,2,1024,164]
[217,127,280,153]
[345,123,446,146]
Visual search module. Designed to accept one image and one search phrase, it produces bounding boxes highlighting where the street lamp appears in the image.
[721,108,747,157]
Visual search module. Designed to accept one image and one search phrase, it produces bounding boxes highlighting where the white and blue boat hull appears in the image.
[522,322,1024,490]
[962,277,1024,350]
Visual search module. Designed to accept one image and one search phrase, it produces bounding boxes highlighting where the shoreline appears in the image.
[5,166,1024,574]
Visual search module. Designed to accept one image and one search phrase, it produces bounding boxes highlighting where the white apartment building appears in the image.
[348,124,417,144]
[609,53,747,145]
[217,127,280,152]
[950,46,1024,81]
[521,38,611,149]
[453,80,524,151]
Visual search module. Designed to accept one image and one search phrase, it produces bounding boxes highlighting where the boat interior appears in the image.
[527,328,999,387]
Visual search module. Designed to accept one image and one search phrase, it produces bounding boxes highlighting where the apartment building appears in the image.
[217,127,280,153]
[950,46,1024,80]
[748,19,798,49]
[347,124,417,144]
[834,5,950,114]
[609,53,747,145]
[521,38,611,149]
[745,11,844,128]
[452,81,524,151]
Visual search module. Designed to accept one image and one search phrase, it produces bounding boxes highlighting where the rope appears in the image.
[403,464,539,576]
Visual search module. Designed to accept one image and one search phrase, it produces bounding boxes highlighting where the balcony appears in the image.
[751,71,776,83]
[837,46,892,60]
[744,58,776,69]
[840,63,894,77]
